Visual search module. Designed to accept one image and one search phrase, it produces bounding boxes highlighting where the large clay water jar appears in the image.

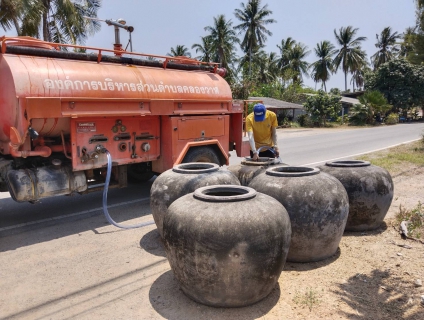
[249,166,349,263]
[163,185,291,307]
[318,160,394,231]
[227,157,286,186]
[150,162,240,237]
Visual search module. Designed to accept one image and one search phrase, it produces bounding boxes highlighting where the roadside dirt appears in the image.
[0,144,423,319]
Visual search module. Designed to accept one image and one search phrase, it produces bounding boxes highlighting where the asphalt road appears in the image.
[1,123,423,239]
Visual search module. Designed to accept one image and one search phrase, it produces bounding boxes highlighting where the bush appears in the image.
[297,114,313,127]
[336,115,349,124]
[385,113,399,125]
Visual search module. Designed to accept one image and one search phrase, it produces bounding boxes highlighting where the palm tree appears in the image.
[371,27,401,69]
[399,26,417,58]
[282,43,310,83]
[204,14,239,71]
[11,0,101,44]
[168,45,191,57]
[349,49,368,91]
[333,26,367,91]
[310,41,337,91]
[234,0,276,74]
[254,50,280,83]
[0,0,24,34]
[191,36,213,62]
[350,91,391,125]
[277,37,296,69]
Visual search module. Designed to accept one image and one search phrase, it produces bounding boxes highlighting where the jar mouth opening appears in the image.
[172,162,219,174]
[325,160,371,167]
[242,157,274,166]
[266,166,320,177]
[194,185,257,202]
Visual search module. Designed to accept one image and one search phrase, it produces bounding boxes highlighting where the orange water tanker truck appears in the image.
[0,35,249,202]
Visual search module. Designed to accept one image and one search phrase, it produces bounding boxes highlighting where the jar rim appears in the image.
[241,157,274,166]
[172,162,219,174]
[266,166,320,177]
[193,185,257,202]
[325,160,371,167]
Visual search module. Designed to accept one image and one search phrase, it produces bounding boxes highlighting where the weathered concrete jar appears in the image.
[249,166,349,263]
[227,157,285,186]
[150,162,240,237]
[318,160,394,231]
[163,185,291,307]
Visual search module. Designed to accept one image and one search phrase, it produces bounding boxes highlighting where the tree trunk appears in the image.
[344,71,347,91]
[42,0,50,41]
[249,46,252,76]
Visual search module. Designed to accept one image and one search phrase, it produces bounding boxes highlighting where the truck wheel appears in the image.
[182,146,220,165]
[128,163,155,182]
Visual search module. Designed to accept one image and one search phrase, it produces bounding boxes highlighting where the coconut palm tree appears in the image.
[168,45,191,57]
[204,14,239,71]
[0,0,24,34]
[333,26,367,91]
[254,51,279,83]
[310,41,337,92]
[399,26,417,58]
[371,27,401,69]
[191,36,213,62]
[277,37,296,69]
[282,43,310,83]
[234,0,276,74]
[350,58,370,91]
[11,0,101,44]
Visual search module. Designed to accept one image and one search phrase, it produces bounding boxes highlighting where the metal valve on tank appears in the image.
[141,142,150,152]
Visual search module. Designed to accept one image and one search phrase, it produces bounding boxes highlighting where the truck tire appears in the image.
[128,163,155,182]
[182,146,220,165]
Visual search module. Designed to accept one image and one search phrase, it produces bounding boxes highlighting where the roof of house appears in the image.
[248,96,304,109]
[340,97,360,105]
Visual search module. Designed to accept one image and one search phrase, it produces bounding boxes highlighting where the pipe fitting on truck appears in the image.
[9,127,52,158]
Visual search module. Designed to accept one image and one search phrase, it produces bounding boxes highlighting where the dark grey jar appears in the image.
[318,160,394,231]
[150,162,240,237]
[227,157,286,186]
[163,185,292,307]
[249,166,349,263]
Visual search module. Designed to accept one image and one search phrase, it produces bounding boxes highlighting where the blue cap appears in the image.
[253,104,266,122]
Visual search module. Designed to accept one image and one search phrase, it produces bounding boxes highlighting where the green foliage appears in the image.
[297,114,313,127]
[168,45,191,57]
[349,91,390,125]
[310,40,337,91]
[333,26,367,91]
[371,26,401,69]
[303,90,342,126]
[396,202,423,239]
[349,103,371,125]
[1,0,101,44]
[365,59,424,110]
[336,114,349,124]
[293,288,321,312]
[329,88,342,95]
[384,113,399,125]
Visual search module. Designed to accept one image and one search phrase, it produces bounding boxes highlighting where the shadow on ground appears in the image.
[342,222,389,237]
[284,247,341,272]
[334,269,424,319]
[149,270,281,320]
[140,229,166,257]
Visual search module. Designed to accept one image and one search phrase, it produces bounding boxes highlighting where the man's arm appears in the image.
[271,127,279,157]
[248,131,259,160]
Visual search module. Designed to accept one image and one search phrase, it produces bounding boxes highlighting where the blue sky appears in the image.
[2,0,418,90]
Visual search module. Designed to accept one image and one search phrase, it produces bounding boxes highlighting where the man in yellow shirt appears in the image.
[246,103,279,161]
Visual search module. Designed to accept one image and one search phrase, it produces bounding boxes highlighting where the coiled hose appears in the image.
[103,150,155,229]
